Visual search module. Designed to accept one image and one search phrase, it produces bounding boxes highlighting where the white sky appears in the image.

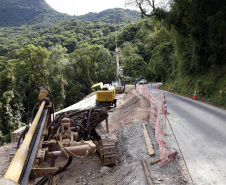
[45,0,138,16]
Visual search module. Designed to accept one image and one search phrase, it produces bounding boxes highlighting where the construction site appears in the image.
[1,0,226,184]
[0,44,225,185]
[0,42,192,185]
[1,78,226,185]
[0,81,192,185]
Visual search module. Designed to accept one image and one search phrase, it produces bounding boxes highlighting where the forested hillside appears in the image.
[0,1,225,143]
[75,8,141,25]
[0,0,72,27]
[144,0,226,106]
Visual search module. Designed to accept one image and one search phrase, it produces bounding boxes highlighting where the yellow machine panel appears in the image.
[92,82,117,107]
[96,89,115,102]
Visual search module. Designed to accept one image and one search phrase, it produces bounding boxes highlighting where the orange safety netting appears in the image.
[137,84,177,166]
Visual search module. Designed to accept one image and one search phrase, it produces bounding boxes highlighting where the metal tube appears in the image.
[142,159,153,185]
[106,118,109,133]
[52,151,62,156]
[61,145,93,158]
[4,101,46,183]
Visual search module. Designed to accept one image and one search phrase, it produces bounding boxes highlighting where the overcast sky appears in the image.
[45,0,139,16]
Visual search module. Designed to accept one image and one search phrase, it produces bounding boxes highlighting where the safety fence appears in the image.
[137,84,177,166]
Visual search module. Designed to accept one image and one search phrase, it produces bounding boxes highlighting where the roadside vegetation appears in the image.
[0,0,225,143]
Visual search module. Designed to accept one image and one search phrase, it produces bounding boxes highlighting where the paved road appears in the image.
[149,83,226,185]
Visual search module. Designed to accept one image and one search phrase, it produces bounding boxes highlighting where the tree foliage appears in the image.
[75,8,141,25]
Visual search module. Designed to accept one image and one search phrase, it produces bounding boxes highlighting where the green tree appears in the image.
[95,47,115,83]
[15,44,50,88]
[46,45,69,109]
[122,44,147,78]
[0,91,24,143]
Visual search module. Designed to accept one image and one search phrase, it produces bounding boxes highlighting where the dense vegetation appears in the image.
[75,8,141,25]
[0,0,72,27]
[0,1,225,143]
[147,0,226,106]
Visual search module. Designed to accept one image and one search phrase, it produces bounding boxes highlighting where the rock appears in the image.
[100,166,112,175]
[153,181,162,184]
[76,178,80,183]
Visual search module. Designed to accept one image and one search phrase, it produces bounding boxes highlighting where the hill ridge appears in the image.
[75,8,141,24]
[0,0,72,27]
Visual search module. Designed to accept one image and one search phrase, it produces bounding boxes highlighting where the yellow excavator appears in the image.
[91,82,117,108]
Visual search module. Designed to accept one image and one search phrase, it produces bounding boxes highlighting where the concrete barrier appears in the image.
[10,126,27,142]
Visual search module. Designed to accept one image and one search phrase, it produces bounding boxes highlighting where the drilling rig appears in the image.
[0,87,117,185]
[115,44,124,93]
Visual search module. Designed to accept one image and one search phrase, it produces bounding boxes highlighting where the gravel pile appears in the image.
[112,120,153,185]
[118,120,151,164]
[112,120,187,185]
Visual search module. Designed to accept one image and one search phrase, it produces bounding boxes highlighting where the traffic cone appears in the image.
[162,95,167,113]
[168,86,171,92]
[158,85,160,89]
[193,90,197,100]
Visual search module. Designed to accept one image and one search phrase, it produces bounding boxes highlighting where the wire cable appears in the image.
[87,109,93,140]
[16,126,29,149]
[34,157,73,185]
[166,115,195,185]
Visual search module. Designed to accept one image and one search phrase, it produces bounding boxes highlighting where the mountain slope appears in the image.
[0,0,72,27]
[75,8,141,25]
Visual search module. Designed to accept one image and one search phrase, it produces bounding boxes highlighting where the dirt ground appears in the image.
[0,85,189,185]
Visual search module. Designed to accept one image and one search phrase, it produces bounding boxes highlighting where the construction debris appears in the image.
[150,158,161,166]
[143,123,155,156]
[142,159,153,185]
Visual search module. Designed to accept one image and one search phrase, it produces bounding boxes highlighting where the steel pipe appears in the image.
[142,159,153,185]
[61,144,95,158]
[4,101,46,183]
[52,151,62,156]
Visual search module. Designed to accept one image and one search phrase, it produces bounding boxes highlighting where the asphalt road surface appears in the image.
[149,83,226,185]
